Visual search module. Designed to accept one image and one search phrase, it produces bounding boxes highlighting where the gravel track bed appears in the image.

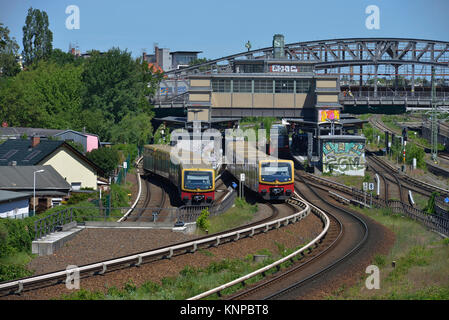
[5,205,322,300]
[290,185,395,300]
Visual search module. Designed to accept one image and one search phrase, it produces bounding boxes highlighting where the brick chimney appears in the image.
[31,136,40,148]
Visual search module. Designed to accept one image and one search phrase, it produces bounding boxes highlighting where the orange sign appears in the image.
[319,110,340,123]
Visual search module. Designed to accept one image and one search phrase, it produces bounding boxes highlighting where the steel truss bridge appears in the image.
[155,38,449,109]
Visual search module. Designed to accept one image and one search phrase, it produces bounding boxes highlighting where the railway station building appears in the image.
[164,35,366,176]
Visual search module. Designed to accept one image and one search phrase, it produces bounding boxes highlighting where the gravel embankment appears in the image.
[6,207,323,300]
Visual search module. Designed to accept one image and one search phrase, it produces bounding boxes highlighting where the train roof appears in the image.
[230,140,291,164]
[144,144,215,170]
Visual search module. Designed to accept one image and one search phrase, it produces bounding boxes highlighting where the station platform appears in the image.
[32,223,83,256]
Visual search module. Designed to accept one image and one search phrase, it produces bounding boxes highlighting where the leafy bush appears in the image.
[196,208,211,232]
[0,264,33,282]
[66,192,97,205]
[86,147,120,177]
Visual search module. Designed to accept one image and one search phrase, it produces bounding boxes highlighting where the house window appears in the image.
[51,198,62,207]
[71,182,81,191]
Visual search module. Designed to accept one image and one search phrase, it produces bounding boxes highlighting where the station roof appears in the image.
[318,135,366,141]
[154,116,239,130]
[170,51,202,55]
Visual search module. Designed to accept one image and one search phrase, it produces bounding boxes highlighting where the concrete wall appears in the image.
[274,93,294,108]
[253,93,273,108]
[317,94,338,103]
[316,80,337,88]
[211,93,232,107]
[189,93,210,102]
[0,198,29,219]
[232,93,252,108]
[187,108,210,121]
[42,149,97,190]
[190,79,211,87]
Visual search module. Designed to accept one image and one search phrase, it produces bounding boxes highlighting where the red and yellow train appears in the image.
[226,140,294,201]
[143,144,218,205]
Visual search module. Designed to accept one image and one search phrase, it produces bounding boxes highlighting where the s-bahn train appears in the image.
[269,124,290,155]
[226,140,294,201]
[143,144,219,205]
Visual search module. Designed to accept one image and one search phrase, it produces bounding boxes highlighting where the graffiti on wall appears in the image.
[318,109,340,123]
[322,141,365,175]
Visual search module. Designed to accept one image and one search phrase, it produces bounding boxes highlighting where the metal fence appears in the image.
[303,173,449,237]
[340,90,449,100]
[33,190,238,239]
[34,208,75,240]
[351,186,449,236]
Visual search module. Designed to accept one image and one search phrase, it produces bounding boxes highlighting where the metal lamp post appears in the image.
[33,169,45,215]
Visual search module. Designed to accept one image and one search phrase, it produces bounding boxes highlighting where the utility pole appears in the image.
[431,66,438,162]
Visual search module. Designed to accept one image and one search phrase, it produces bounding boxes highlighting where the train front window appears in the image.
[261,162,292,182]
[184,171,213,190]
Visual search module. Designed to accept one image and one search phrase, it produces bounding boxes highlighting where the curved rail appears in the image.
[261,174,369,300]
[187,195,318,300]
[0,194,308,296]
[117,156,143,222]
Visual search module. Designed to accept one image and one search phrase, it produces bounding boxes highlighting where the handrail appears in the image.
[0,193,310,294]
[187,194,327,300]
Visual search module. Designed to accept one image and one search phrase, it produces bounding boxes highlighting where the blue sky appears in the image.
[1,0,448,59]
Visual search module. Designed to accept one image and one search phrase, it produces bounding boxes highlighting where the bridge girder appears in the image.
[165,38,449,78]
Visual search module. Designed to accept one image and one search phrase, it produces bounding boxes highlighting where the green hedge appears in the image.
[0,200,99,258]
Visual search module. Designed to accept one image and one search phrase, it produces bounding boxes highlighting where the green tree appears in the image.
[0,60,83,129]
[22,7,53,66]
[0,22,20,77]
[49,48,82,66]
[110,113,153,146]
[86,147,120,177]
[81,48,143,124]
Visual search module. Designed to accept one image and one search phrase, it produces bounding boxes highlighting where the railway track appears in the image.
[367,151,449,199]
[367,154,406,205]
[0,191,285,298]
[225,172,369,300]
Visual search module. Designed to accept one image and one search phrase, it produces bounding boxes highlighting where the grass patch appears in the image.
[326,206,449,300]
[60,253,279,300]
[60,240,310,300]
[323,175,365,188]
[197,197,258,235]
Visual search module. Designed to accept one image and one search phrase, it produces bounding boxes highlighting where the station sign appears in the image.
[269,64,300,73]
[240,173,245,182]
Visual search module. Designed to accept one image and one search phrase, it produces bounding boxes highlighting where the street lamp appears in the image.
[33,169,45,215]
